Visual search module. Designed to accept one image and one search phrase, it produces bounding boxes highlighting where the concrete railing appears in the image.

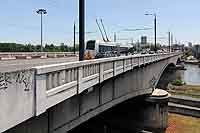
[34,53,180,115]
[0,52,77,60]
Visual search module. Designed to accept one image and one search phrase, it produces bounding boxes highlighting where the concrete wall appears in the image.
[5,113,48,133]
[0,70,35,132]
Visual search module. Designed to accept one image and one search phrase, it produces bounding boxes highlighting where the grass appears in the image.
[171,79,185,86]
[170,92,200,99]
[166,113,200,133]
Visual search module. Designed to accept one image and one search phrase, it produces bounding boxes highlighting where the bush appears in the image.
[171,79,185,86]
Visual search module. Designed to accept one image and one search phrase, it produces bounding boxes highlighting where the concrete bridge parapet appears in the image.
[34,53,180,116]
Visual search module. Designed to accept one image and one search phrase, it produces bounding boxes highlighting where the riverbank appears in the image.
[167,84,200,117]
[184,59,199,65]
[166,113,200,133]
[168,84,200,98]
[168,95,200,117]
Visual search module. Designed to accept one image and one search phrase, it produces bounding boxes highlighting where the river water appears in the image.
[180,64,200,85]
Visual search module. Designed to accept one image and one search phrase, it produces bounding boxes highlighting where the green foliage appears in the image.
[128,46,136,53]
[0,43,78,52]
[182,50,189,59]
[171,79,185,86]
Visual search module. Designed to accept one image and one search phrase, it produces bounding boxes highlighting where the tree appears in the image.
[0,42,78,52]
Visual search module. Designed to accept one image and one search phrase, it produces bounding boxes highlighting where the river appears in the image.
[180,64,200,85]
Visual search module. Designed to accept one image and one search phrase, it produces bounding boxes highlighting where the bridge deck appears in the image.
[0,57,78,72]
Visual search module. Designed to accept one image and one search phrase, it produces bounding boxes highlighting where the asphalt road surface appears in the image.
[0,53,155,73]
[0,57,78,73]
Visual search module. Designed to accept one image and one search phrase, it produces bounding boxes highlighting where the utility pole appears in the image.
[171,33,173,52]
[168,32,171,53]
[171,34,173,45]
[131,39,134,52]
[145,13,157,53]
[79,0,85,61]
[154,15,157,53]
[74,22,76,54]
[114,32,117,42]
[137,40,140,52]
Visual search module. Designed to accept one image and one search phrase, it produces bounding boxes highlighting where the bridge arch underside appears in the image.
[156,62,178,90]
[5,56,179,133]
[47,59,176,133]
[69,95,152,133]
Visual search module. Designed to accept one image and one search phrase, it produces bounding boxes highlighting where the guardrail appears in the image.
[34,52,181,115]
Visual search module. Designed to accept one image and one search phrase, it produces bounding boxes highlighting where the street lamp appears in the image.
[36,9,47,52]
[145,13,157,53]
[74,22,76,54]
[168,32,171,53]
[79,0,85,61]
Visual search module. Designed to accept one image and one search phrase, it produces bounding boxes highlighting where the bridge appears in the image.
[0,52,182,133]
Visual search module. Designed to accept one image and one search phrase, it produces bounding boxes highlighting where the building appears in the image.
[141,36,147,46]
[188,42,192,48]
[192,45,200,59]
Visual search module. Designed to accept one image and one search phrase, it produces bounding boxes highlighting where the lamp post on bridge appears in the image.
[168,32,171,53]
[79,0,85,61]
[145,13,157,53]
[36,9,47,52]
[74,22,76,54]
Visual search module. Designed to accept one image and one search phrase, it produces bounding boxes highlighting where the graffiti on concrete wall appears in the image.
[15,71,32,91]
[0,73,12,90]
[0,70,33,91]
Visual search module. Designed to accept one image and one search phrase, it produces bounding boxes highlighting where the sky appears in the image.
[0,0,200,46]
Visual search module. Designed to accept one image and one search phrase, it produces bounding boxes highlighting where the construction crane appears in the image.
[96,19,106,42]
[100,19,110,42]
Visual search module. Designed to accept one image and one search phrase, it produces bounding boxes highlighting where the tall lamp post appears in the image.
[36,9,47,52]
[168,32,171,53]
[145,13,157,53]
[79,0,85,61]
[74,22,76,54]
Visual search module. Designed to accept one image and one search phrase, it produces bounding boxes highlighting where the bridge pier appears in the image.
[142,89,170,132]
